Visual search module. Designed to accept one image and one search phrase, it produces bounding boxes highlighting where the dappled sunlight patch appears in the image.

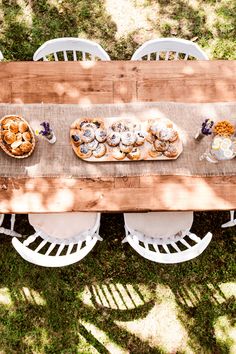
[115,284,192,353]
[80,283,152,310]
[79,319,129,354]
[46,0,62,12]
[105,0,159,40]
[46,189,74,211]
[219,282,236,300]
[21,287,46,306]
[22,328,50,351]
[15,0,33,28]
[214,315,236,354]
[0,287,12,306]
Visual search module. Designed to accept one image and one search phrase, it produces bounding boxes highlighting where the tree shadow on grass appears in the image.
[0,0,138,61]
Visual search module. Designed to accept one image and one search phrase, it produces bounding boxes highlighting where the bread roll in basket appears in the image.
[0,115,35,159]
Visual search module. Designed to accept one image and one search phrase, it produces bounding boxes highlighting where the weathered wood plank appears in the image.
[0,176,235,213]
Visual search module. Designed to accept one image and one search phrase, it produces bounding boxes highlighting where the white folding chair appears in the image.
[0,214,22,237]
[131,38,209,61]
[221,211,236,228]
[12,212,102,267]
[33,37,110,61]
[123,212,212,264]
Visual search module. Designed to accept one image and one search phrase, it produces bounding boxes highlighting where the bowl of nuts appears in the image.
[213,120,235,137]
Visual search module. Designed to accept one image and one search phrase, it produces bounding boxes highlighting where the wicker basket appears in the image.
[0,115,36,159]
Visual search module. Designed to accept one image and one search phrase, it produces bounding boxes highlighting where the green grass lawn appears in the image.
[0,0,236,353]
[0,212,236,353]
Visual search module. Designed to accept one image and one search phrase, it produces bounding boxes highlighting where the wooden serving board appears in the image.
[70,117,183,162]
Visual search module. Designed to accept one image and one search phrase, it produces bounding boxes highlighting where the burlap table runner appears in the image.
[0,102,235,178]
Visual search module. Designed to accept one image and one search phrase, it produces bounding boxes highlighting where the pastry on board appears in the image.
[70,117,181,161]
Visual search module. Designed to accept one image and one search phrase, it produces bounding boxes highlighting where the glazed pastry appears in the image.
[154,139,169,152]
[76,144,92,159]
[164,144,178,158]
[121,131,136,146]
[149,121,165,136]
[81,128,95,143]
[95,129,107,143]
[80,122,97,131]
[4,132,16,145]
[148,146,163,158]
[119,142,133,153]
[158,128,178,142]
[112,121,129,132]
[9,122,19,133]
[11,147,22,156]
[135,131,146,146]
[112,147,126,160]
[93,143,107,158]
[127,147,141,160]
[19,121,28,133]
[107,132,121,146]
[79,119,103,130]
[20,141,32,153]
[146,133,155,144]
[86,139,99,151]
[2,119,14,130]
[22,132,31,142]
[71,132,82,146]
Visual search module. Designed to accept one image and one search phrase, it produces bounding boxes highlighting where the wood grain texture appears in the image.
[0,60,236,212]
[0,61,235,103]
[0,176,235,213]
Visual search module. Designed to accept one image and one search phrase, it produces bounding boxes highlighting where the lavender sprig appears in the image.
[201,119,214,136]
[39,122,52,137]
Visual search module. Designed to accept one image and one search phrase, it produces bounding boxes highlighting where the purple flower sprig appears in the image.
[201,119,214,136]
[39,121,52,137]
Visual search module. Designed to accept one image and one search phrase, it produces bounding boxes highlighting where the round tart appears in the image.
[112,121,129,132]
[86,139,99,151]
[163,144,178,158]
[93,143,107,158]
[121,131,136,146]
[154,139,169,152]
[148,146,163,158]
[158,128,178,142]
[127,147,141,160]
[135,131,146,146]
[95,129,107,143]
[71,129,82,147]
[107,132,121,147]
[112,147,126,160]
[146,133,155,144]
[79,119,104,130]
[119,142,133,153]
[81,128,95,143]
[76,144,92,159]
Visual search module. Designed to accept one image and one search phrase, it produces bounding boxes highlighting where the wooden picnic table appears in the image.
[0,60,236,213]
